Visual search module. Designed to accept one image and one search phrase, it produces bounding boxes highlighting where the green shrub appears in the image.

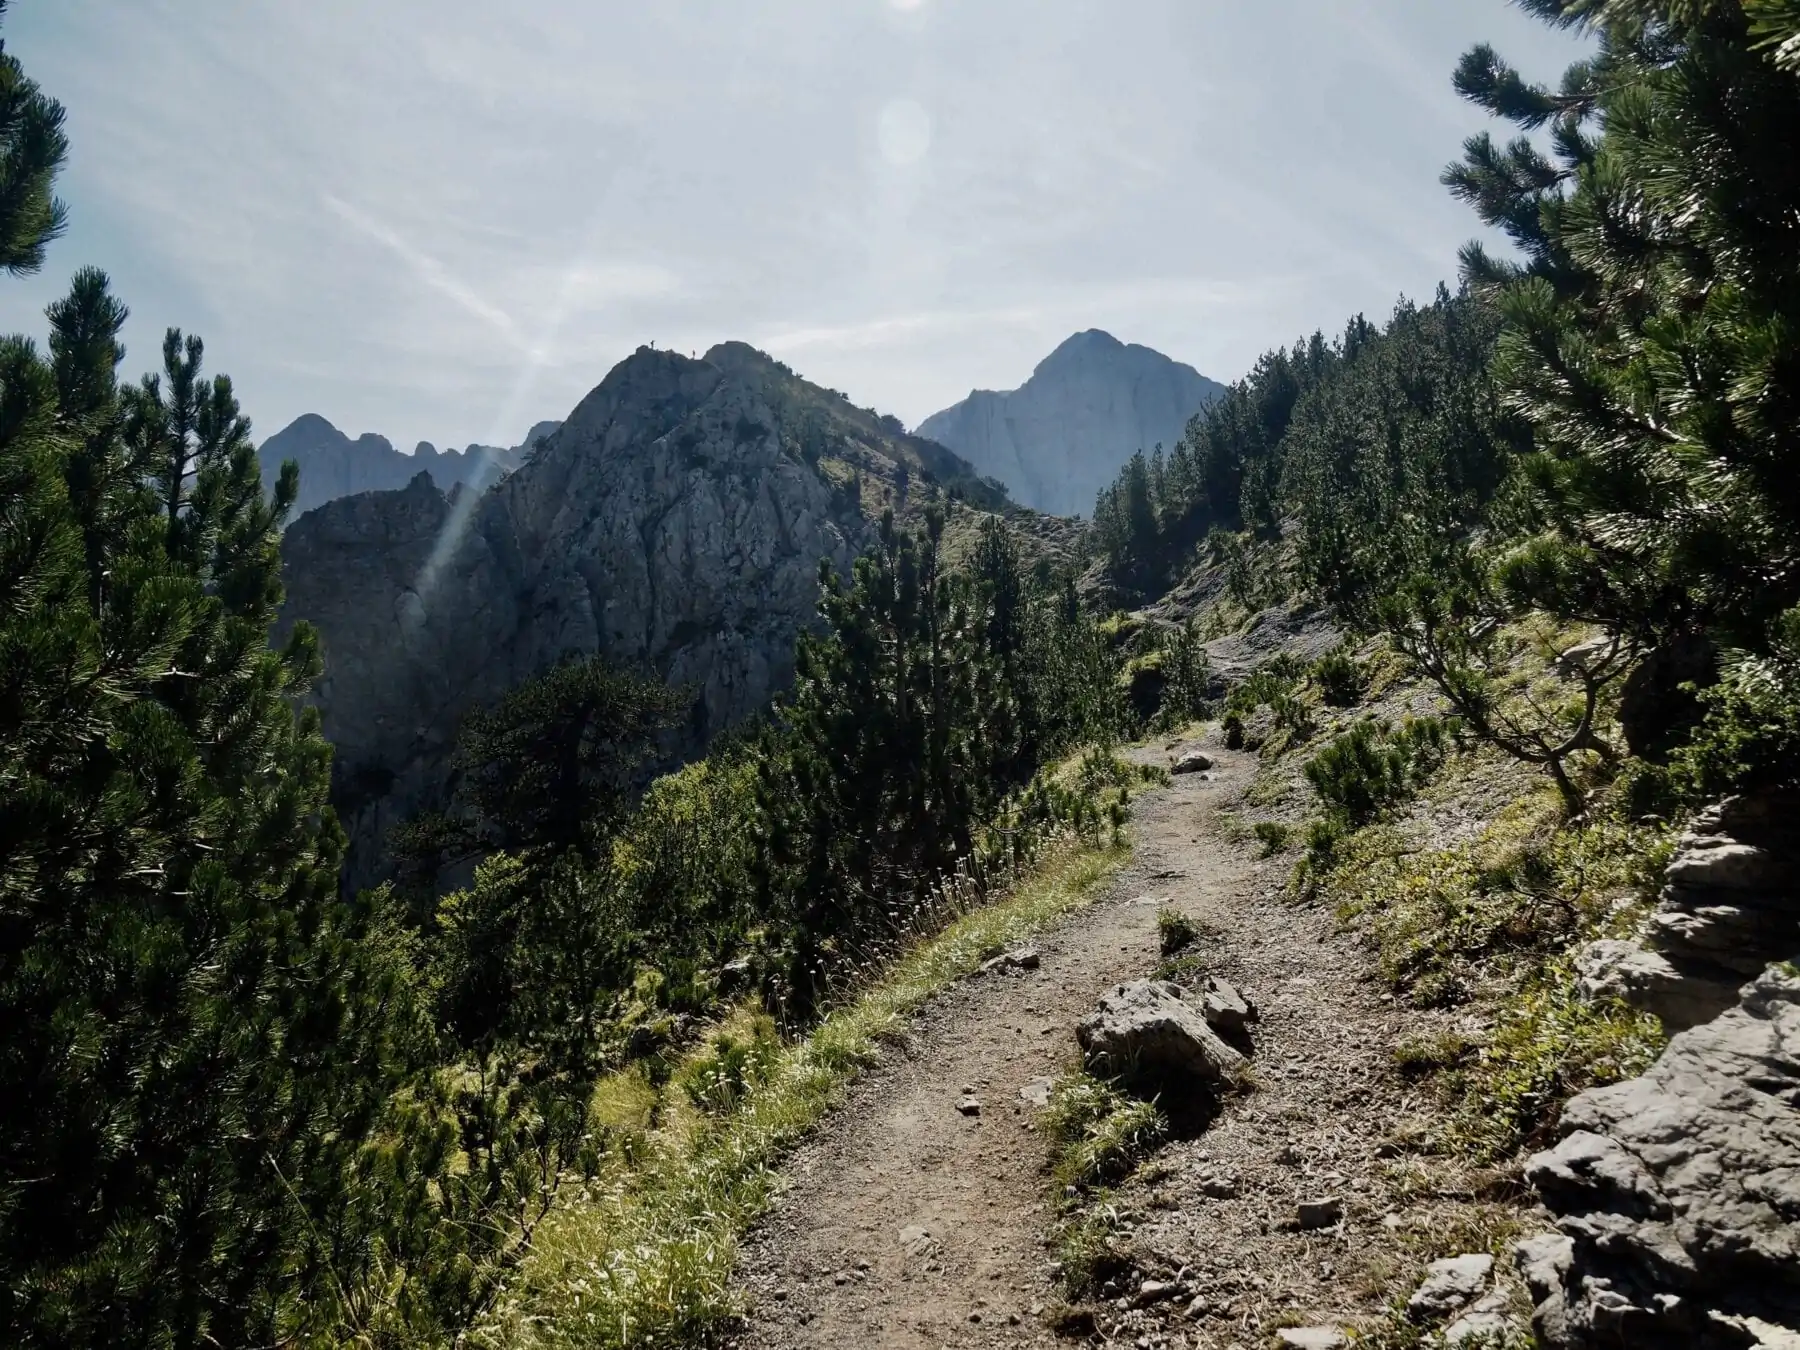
[1311,646,1368,707]
[1448,970,1663,1160]
[675,1017,781,1114]
[1222,709,1246,749]
[1154,621,1212,730]
[1252,821,1294,855]
[1041,1073,1167,1194]
[1304,716,1449,828]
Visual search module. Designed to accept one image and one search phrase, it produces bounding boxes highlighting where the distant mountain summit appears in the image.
[257,415,561,520]
[916,330,1225,518]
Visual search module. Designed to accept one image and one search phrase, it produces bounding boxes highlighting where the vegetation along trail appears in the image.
[732,739,1436,1348]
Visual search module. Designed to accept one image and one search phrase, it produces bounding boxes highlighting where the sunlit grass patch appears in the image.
[1041,1072,1168,1197]
[474,839,1127,1348]
[1322,767,1671,1161]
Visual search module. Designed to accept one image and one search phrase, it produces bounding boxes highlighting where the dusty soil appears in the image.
[731,742,1528,1349]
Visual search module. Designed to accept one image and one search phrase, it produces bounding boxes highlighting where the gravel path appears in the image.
[731,742,1504,1348]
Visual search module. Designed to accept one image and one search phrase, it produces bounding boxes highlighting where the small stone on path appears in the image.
[1407,1253,1493,1320]
[899,1224,933,1256]
[1296,1196,1343,1229]
[1197,975,1254,1033]
[981,946,1041,974]
[1171,750,1213,774]
[956,1097,981,1116]
[1276,1329,1347,1349]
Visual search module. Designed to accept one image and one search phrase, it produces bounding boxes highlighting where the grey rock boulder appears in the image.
[1076,979,1246,1083]
[1576,938,1743,1034]
[1170,749,1213,774]
[1202,605,1342,684]
[1408,1253,1494,1321]
[1576,791,1800,1032]
[1196,975,1254,1035]
[1521,965,1800,1347]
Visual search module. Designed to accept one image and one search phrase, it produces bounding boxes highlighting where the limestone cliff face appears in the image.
[278,345,881,888]
[917,330,1224,518]
[259,414,559,520]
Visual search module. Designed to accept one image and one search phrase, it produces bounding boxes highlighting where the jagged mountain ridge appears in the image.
[917,329,1225,518]
[258,413,562,520]
[277,341,1010,889]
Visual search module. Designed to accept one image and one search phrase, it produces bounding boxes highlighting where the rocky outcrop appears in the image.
[278,344,886,888]
[1578,791,1800,1030]
[260,413,559,520]
[1200,604,1342,686]
[916,330,1224,518]
[1076,980,1246,1083]
[1518,964,1800,1348]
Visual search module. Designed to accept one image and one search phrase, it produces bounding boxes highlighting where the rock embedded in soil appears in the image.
[1581,791,1800,1032]
[1196,975,1255,1034]
[1275,1328,1348,1349]
[1170,749,1214,774]
[1575,939,1742,1035]
[1019,1076,1054,1108]
[1408,1253,1494,1320]
[1444,1289,1520,1346]
[956,1097,981,1117]
[1521,964,1800,1348]
[981,946,1042,974]
[1076,979,1247,1083]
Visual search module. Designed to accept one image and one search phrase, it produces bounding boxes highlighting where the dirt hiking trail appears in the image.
[731,744,1482,1349]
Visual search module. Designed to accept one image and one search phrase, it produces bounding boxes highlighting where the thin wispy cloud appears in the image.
[6,0,1587,446]
[324,194,528,354]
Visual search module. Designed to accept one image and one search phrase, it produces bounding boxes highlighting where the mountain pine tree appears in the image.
[758,509,1011,1008]
[0,17,430,1342]
[1442,0,1800,760]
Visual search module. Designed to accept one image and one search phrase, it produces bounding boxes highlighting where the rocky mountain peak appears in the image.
[916,331,1224,518]
[277,341,998,890]
[258,413,560,522]
[1038,327,1126,369]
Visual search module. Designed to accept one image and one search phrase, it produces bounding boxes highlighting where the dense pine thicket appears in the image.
[1092,287,1524,621]
[1423,0,1800,802]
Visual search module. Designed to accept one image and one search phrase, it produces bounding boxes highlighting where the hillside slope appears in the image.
[277,342,1015,888]
[918,330,1224,518]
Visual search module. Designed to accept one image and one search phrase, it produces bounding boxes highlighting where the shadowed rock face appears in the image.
[1519,964,1800,1348]
[277,345,867,889]
[916,329,1225,518]
[258,413,560,520]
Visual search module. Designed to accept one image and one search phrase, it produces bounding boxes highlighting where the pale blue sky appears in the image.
[2,1,1584,450]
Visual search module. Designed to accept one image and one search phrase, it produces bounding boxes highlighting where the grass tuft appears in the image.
[1041,1072,1167,1196]
[1155,906,1201,956]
